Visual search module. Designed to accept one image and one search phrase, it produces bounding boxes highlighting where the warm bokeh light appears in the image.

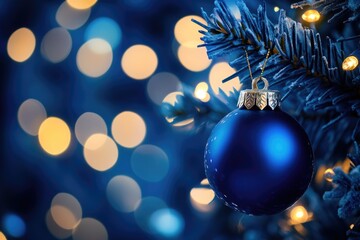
[147,72,182,105]
[290,206,309,224]
[163,91,184,105]
[121,44,158,80]
[177,45,211,72]
[134,196,167,233]
[106,175,142,213]
[190,187,215,205]
[0,232,6,240]
[209,62,241,95]
[38,117,71,156]
[7,28,36,62]
[85,17,122,49]
[324,168,335,182]
[190,178,215,205]
[76,38,113,78]
[50,193,82,230]
[46,211,72,239]
[111,111,146,148]
[66,0,97,10]
[194,82,210,102]
[163,92,195,127]
[174,15,206,48]
[149,208,184,238]
[350,224,355,229]
[274,6,280,12]
[190,179,216,212]
[131,145,169,182]
[302,9,321,23]
[72,218,108,240]
[18,99,47,136]
[41,27,72,63]
[75,112,107,146]
[56,1,91,30]
[83,134,118,171]
[315,165,326,184]
[342,56,359,71]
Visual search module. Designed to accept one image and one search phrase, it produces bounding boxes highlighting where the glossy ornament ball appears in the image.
[204,108,314,215]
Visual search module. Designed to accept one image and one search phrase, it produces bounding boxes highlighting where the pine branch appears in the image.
[163,0,360,135]
[323,165,360,219]
[291,0,360,23]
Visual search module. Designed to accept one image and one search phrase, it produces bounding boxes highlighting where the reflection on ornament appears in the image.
[204,77,314,215]
[302,10,320,23]
[342,56,359,71]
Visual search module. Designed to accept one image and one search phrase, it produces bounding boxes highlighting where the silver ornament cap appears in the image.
[237,76,280,110]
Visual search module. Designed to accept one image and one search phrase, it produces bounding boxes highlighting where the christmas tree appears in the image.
[2,0,360,239]
[162,0,360,239]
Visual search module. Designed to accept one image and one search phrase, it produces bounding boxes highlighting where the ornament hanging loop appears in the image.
[252,76,269,91]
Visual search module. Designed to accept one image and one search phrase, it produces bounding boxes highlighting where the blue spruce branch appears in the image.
[164,0,360,138]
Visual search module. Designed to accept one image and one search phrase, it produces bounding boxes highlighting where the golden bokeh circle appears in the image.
[7,28,36,62]
[38,117,71,156]
[174,15,206,48]
[66,0,97,10]
[111,111,146,148]
[121,45,158,80]
[83,134,118,171]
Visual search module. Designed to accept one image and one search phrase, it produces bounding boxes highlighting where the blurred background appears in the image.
[0,0,356,239]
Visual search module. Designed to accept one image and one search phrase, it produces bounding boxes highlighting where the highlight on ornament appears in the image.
[301,9,321,23]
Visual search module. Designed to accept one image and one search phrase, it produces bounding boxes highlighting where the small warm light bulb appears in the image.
[342,56,359,71]
[290,206,309,224]
[274,6,280,12]
[302,9,321,23]
[194,82,210,102]
[350,224,355,229]
[324,168,335,182]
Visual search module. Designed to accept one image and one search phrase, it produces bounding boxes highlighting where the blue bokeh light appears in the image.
[149,208,184,237]
[261,123,295,169]
[3,213,26,238]
[84,17,122,49]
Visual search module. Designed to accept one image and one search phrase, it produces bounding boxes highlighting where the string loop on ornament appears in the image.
[252,76,269,91]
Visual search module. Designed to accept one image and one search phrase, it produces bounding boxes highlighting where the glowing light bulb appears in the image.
[194,82,210,102]
[302,9,321,23]
[290,206,309,224]
[274,6,280,12]
[350,224,355,229]
[324,168,335,182]
[342,56,359,71]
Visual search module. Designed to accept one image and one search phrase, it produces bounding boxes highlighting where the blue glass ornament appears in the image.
[204,77,314,215]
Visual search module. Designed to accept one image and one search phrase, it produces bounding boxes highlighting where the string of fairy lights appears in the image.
[3,0,359,239]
